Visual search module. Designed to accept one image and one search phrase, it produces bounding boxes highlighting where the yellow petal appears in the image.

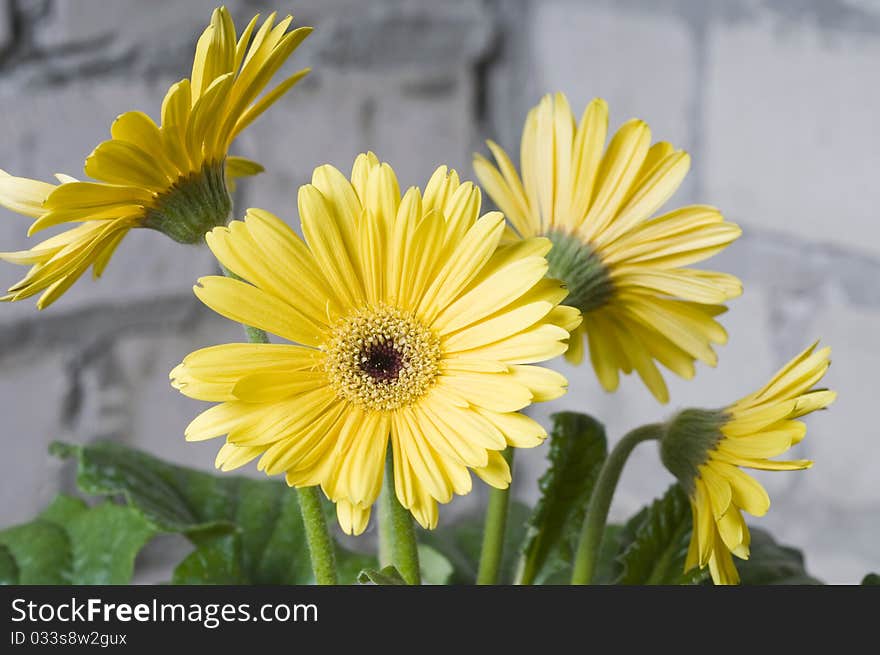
[473,407,546,448]
[711,449,813,472]
[232,371,325,402]
[230,388,339,447]
[440,182,481,249]
[226,156,265,180]
[473,143,533,237]
[86,139,173,190]
[716,428,796,459]
[722,401,798,437]
[716,507,747,553]
[417,212,505,323]
[473,450,511,489]
[331,409,389,507]
[604,312,669,402]
[568,97,608,229]
[707,460,770,517]
[298,184,364,307]
[193,275,325,347]
[419,394,507,451]
[708,545,740,585]
[185,402,249,442]
[208,220,332,327]
[579,119,650,243]
[564,323,585,365]
[447,322,570,364]
[263,401,348,478]
[215,441,263,472]
[110,110,180,178]
[243,208,343,319]
[0,173,55,217]
[436,372,532,412]
[45,181,153,209]
[693,479,715,566]
[698,464,732,519]
[506,365,567,402]
[614,268,738,304]
[411,403,489,469]
[393,412,454,503]
[336,498,371,536]
[597,150,690,246]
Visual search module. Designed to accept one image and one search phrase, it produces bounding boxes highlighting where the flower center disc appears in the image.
[324,306,440,411]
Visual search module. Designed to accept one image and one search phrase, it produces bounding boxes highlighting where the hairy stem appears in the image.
[476,448,514,585]
[571,424,664,584]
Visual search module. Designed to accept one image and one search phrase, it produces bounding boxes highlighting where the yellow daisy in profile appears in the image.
[171,153,579,535]
[474,93,743,402]
[659,342,835,584]
[0,7,310,308]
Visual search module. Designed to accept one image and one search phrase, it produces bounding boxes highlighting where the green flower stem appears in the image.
[476,448,514,585]
[378,465,393,570]
[571,424,664,585]
[296,486,339,586]
[220,264,338,585]
[379,449,421,584]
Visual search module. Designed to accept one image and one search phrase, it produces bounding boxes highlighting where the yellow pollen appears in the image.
[323,305,440,411]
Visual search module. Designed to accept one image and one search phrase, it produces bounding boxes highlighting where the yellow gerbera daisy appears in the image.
[171,153,579,535]
[0,7,310,308]
[660,342,836,584]
[474,93,743,402]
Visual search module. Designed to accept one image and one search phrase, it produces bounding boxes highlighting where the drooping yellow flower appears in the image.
[171,153,579,535]
[659,342,835,584]
[474,93,743,402]
[0,7,310,308]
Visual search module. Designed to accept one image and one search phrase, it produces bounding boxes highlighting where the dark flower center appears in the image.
[324,305,441,411]
[359,341,405,383]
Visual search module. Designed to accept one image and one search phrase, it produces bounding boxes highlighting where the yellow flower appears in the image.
[659,342,836,584]
[474,93,743,402]
[171,153,579,535]
[0,7,310,308]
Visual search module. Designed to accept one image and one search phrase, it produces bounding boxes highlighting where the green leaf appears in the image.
[0,544,19,584]
[590,524,625,584]
[54,440,372,585]
[55,440,315,583]
[0,519,71,584]
[172,534,247,584]
[736,528,822,585]
[615,484,707,585]
[418,544,454,585]
[517,412,607,585]
[862,573,880,585]
[530,524,623,584]
[335,549,378,586]
[0,494,154,584]
[420,501,531,584]
[358,566,407,585]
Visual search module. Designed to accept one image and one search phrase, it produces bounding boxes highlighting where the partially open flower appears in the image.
[474,93,742,402]
[659,342,836,584]
[0,7,310,308]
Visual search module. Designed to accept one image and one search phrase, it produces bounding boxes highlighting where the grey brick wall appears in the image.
[0,0,877,583]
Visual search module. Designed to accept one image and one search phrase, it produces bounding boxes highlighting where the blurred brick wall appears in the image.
[0,0,876,583]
